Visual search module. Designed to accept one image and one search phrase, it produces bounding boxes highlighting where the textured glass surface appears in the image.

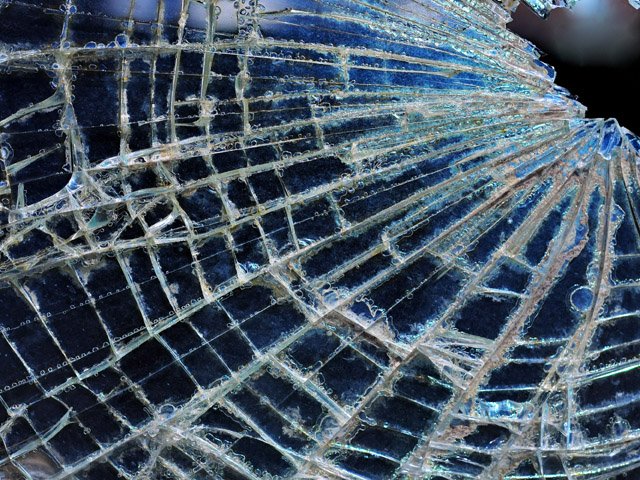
[1,0,640,479]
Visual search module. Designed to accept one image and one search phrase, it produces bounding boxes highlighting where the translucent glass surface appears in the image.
[1,1,640,479]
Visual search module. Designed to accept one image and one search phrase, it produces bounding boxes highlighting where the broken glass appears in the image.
[1,0,640,478]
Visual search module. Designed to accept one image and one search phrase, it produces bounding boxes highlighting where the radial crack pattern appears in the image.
[0,1,639,479]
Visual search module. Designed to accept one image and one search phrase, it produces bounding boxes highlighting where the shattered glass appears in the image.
[1,0,640,478]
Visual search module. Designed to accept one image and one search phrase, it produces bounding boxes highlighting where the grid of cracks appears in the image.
[1,1,640,479]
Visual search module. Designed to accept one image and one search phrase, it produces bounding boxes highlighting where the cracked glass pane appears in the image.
[0,0,639,479]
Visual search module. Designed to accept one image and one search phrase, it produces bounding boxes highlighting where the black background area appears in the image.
[540,52,640,135]
[508,1,640,135]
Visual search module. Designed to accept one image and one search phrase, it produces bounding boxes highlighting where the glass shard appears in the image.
[0,1,639,479]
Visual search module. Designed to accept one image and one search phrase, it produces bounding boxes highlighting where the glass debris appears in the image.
[0,0,639,479]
